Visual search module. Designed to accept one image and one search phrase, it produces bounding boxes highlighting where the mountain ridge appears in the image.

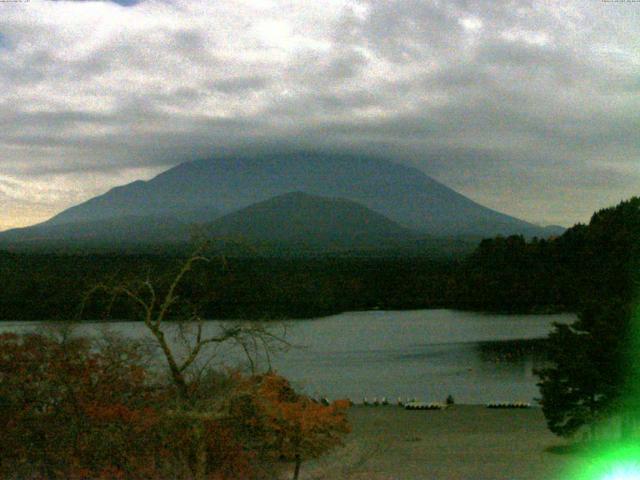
[0,151,565,248]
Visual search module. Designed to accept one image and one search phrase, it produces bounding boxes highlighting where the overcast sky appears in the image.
[0,0,638,231]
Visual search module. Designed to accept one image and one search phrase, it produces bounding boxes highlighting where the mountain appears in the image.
[203,191,418,249]
[0,215,189,245]
[0,151,563,248]
[0,206,221,246]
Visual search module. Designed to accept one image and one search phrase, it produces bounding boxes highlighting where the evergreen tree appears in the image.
[536,300,632,438]
[536,198,640,439]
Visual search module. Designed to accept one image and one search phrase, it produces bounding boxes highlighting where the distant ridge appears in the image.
[0,214,190,244]
[0,151,564,249]
[0,207,221,246]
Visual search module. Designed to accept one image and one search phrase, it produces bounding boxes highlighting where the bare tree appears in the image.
[83,243,288,401]
[80,243,292,479]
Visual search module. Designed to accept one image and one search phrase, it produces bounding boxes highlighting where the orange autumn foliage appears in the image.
[0,334,350,480]
[0,332,166,480]
[229,373,351,467]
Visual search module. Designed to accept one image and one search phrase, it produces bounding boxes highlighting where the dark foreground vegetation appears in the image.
[0,331,350,480]
[0,197,638,321]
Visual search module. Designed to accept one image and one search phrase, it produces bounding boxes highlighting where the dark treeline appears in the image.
[0,253,455,320]
[1,197,638,321]
[453,196,640,312]
[531,201,640,439]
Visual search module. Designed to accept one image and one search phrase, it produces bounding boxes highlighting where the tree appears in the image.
[84,243,286,401]
[536,299,634,439]
[228,373,351,480]
[82,245,314,479]
[0,331,163,479]
[535,198,640,441]
[0,330,299,479]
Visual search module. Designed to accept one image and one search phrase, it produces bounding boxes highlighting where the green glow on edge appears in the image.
[560,302,640,480]
[566,443,640,480]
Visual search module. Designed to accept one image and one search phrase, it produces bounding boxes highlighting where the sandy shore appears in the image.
[302,405,576,480]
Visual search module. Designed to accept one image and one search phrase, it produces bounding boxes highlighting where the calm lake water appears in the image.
[0,310,575,404]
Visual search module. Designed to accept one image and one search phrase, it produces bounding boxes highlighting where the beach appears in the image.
[303,405,575,480]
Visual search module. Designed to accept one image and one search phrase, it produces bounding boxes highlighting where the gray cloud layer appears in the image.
[0,0,638,229]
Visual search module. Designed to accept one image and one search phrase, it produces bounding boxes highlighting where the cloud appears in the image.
[0,0,638,229]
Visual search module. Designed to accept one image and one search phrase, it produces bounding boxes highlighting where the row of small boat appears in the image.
[485,402,531,409]
[311,397,531,409]
[404,402,448,410]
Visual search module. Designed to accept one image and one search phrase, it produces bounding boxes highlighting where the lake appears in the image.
[0,309,575,404]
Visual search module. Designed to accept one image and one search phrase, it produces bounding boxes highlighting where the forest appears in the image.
[0,197,638,321]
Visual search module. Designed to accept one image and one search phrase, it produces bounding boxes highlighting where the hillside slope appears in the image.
[204,191,418,249]
[34,151,558,238]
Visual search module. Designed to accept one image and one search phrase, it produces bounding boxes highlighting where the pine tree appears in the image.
[536,300,633,438]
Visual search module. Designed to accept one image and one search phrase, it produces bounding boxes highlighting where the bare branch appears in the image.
[84,242,290,405]
[156,251,209,327]
[143,277,157,313]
